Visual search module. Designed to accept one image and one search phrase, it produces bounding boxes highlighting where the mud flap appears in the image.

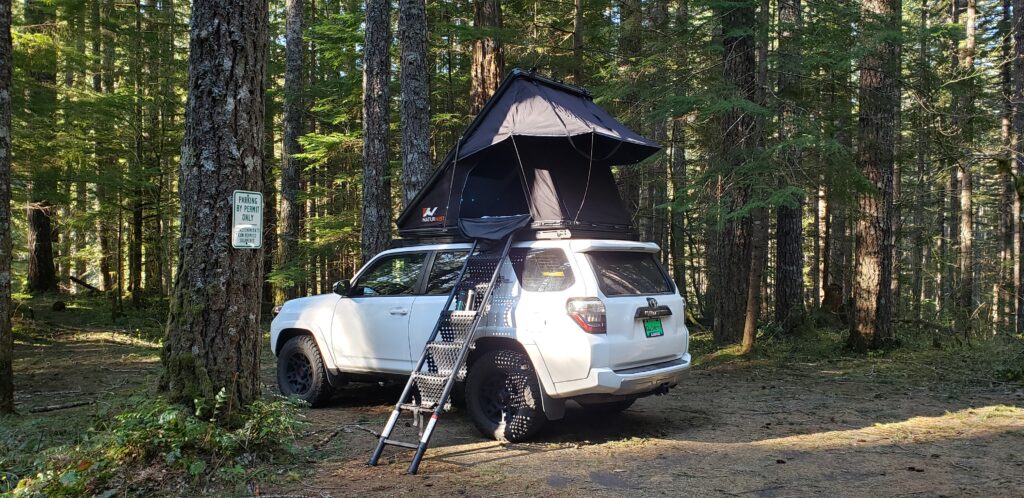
[540,385,566,420]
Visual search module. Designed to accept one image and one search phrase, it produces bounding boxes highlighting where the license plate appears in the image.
[643,318,664,338]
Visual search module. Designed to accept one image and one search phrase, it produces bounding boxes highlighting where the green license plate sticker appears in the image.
[643,318,664,338]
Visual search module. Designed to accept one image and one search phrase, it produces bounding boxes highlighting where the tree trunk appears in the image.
[263,84,277,312]
[713,0,757,345]
[399,0,431,207]
[849,0,900,352]
[279,0,303,300]
[97,0,116,292]
[0,0,13,414]
[911,0,930,321]
[1015,0,1024,334]
[775,0,804,333]
[998,0,1014,332]
[25,0,58,294]
[361,0,393,263]
[743,208,768,353]
[957,0,976,335]
[470,0,503,114]
[161,0,267,418]
[572,0,584,84]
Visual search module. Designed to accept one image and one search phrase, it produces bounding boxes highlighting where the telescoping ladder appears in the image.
[368,233,515,474]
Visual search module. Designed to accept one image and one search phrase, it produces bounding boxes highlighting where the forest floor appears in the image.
[3,295,1024,496]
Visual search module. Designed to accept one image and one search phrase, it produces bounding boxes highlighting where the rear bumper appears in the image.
[549,353,691,397]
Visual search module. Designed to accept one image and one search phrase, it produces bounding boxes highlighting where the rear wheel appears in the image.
[466,350,547,442]
[277,335,333,407]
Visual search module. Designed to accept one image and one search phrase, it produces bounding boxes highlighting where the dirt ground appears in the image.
[7,321,1024,497]
[266,354,1024,497]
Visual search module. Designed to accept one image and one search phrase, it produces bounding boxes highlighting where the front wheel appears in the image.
[466,349,547,442]
[277,335,333,407]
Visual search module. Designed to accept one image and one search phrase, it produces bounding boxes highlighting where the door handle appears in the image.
[389,308,409,316]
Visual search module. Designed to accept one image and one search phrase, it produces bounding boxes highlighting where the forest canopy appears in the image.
[1,0,1022,352]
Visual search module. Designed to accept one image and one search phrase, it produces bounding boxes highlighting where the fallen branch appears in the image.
[70,275,101,293]
[28,400,94,413]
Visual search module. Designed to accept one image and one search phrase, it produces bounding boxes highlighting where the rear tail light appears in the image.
[567,297,606,334]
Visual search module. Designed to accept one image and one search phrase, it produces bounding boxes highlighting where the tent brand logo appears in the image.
[421,207,445,223]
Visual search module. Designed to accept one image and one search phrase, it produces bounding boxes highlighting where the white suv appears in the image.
[270,238,691,441]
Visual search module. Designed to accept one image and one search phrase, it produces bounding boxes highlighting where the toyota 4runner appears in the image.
[270,238,691,441]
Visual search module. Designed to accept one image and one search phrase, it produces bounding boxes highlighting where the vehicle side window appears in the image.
[509,248,575,292]
[351,253,427,297]
[425,250,469,295]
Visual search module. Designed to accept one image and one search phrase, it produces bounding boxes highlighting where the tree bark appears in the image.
[279,0,303,300]
[713,0,757,345]
[25,0,58,294]
[998,0,1014,332]
[399,0,431,207]
[161,0,268,418]
[775,0,804,333]
[572,0,584,84]
[361,0,393,263]
[850,0,900,352]
[911,0,930,321]
[956,0,976,335]
[1015,0,1024,334]
[97,0,116,292]
[0,0,13,414]
[470,0,503,114]
[743,208,768,353]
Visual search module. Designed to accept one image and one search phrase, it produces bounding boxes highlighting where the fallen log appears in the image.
[70,275,101,293]
[28,400,93,413]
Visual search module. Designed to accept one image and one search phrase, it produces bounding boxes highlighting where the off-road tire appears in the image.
[277,335,333,407]
[466,349,547,442]
[579,398,636,414]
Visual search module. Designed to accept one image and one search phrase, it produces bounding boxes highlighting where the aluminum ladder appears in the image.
[368,234,514,474]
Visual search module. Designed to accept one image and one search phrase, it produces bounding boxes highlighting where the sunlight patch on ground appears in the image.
[745,405,1024,450]
[46,330,162,349]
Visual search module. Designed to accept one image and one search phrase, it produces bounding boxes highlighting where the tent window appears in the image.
[460,162,530,219]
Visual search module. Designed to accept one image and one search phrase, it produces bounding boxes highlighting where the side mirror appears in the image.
[332,280,351,296]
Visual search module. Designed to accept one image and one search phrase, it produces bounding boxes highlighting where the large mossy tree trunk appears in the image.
[161,0,267,418]
[0,0,13,415]
[399,0,431,207]
[849,0,900,352]
[361,0,392,263]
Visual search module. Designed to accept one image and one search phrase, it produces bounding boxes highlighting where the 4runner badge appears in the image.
[421,207,445,223]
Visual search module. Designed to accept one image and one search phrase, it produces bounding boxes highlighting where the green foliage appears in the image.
[11,396,309,496]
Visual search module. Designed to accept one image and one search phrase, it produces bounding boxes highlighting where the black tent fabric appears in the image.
[459,214,533,241]
[396,69,660,239]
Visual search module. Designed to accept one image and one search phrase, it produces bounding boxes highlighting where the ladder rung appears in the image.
[428,341,464,349]
[383,438,419,450]
[400,402,435,412]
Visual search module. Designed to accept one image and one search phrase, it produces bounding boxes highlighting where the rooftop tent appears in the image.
[396,69,661,239]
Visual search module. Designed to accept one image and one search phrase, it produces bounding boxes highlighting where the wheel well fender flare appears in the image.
[467,337,565,420]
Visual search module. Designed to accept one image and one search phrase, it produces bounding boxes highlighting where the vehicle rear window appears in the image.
[586,251,674,296]
[509,248,575,292]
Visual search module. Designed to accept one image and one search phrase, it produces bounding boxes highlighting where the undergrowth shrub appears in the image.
[12,393,308,496]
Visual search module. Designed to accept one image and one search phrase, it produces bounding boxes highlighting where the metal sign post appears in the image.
[231,190,263,249]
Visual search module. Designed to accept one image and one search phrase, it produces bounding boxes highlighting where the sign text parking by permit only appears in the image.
[232,190,263,249]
